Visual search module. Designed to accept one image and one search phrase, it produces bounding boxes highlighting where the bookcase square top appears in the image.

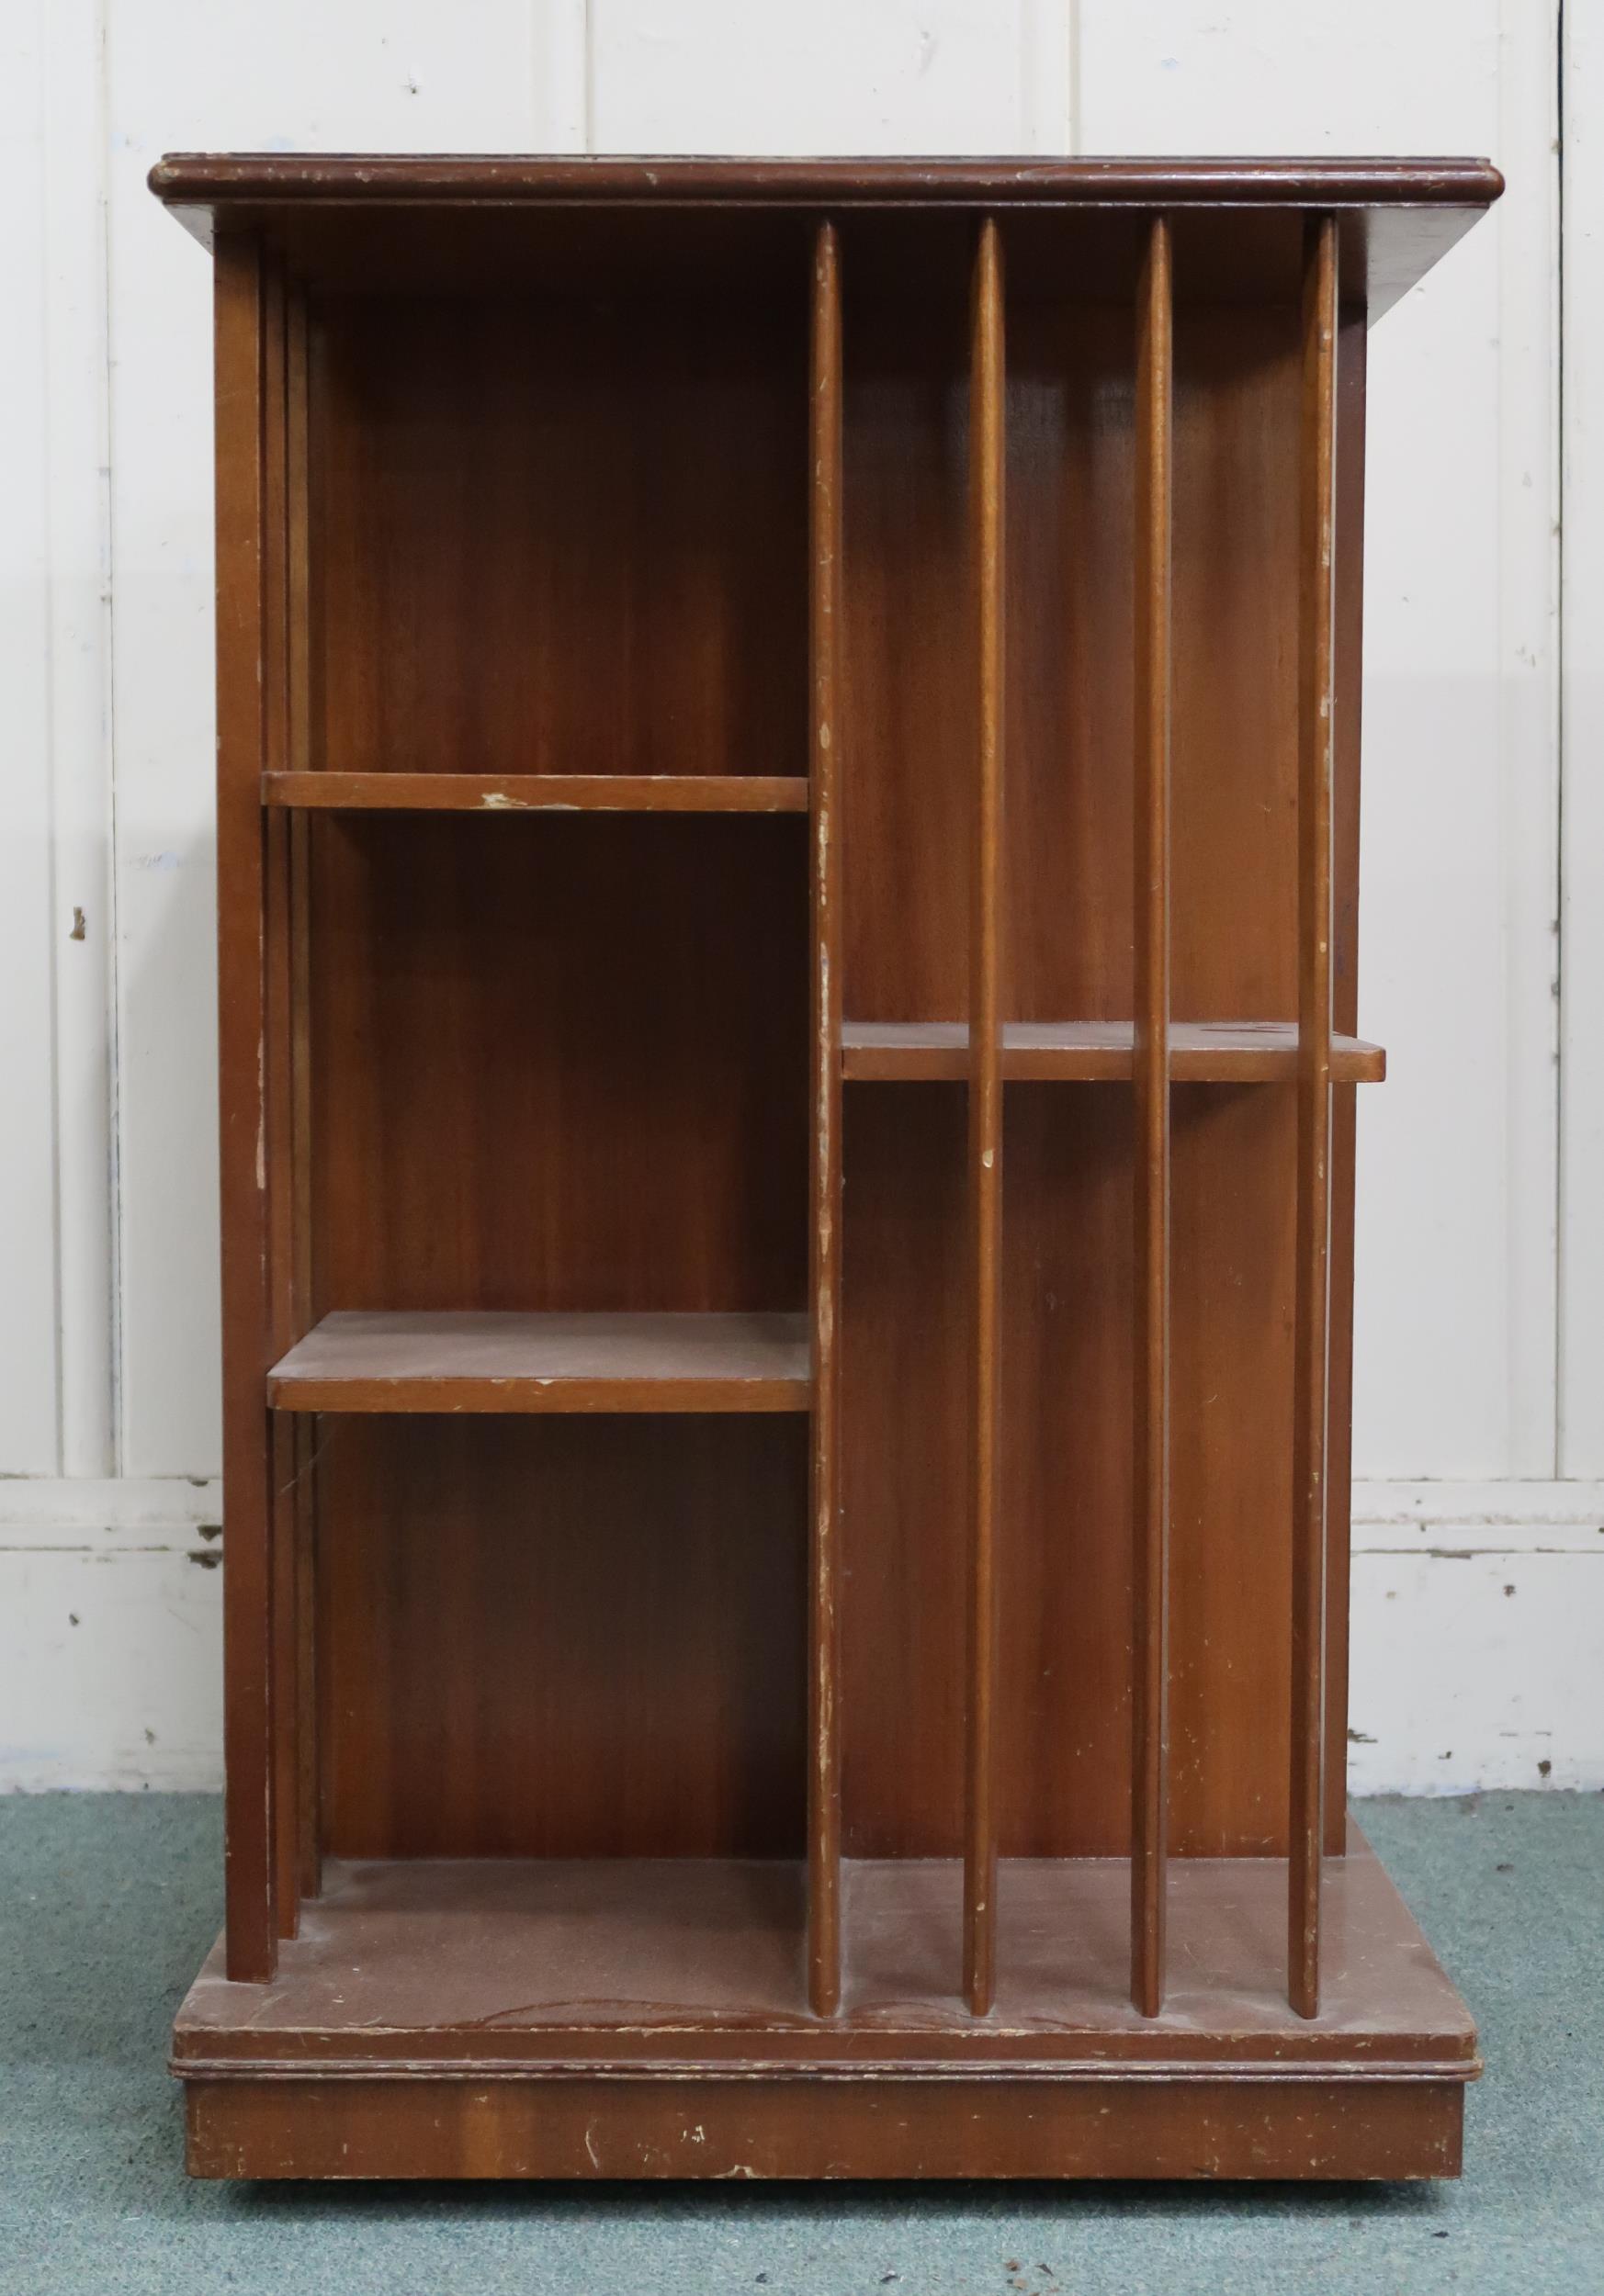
[152,153,1501,317]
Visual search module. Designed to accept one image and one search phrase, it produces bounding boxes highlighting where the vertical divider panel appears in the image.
[1131,214,1174,2020]
[1290,213,1339,2020]
[215,231,278,1981]
[964,217,1006,2019]
[808,219,845,2018]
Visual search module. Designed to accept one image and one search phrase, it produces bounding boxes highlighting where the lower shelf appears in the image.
[174,1829,1476,2179]
[266,1310,811,1413]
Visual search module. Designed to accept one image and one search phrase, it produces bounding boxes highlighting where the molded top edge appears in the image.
[149,152,1504,211]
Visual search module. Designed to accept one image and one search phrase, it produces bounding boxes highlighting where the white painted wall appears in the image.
[2,0,1597,1794]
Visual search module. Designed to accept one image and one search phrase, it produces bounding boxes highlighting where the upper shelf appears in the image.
[842,1019,1385,1084]
[267,1311,812,1414]
[263,772,808,815]
[151,154,1502,319]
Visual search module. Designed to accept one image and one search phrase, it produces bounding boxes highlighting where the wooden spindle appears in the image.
[808,219,845,2019]
[1290,211,1339,2020]
[287,283,322,1906]
[1131,214,1174,2020]
[262,257,304,1942]
[215,231,277,1982]
[965,217,1006,2019]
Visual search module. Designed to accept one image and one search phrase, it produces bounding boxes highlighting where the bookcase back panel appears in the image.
[315,288,808,781]
[841,1081,1297,1860]
[318,1414,807,1858]
[830,277,1316,1858]
[309,812,808,1315]
[842,291,1304,1024]
[306,811,809,1861]
[295,256,1337,1867]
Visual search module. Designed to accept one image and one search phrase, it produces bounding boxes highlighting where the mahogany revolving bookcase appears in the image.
[152,153,1500,2183]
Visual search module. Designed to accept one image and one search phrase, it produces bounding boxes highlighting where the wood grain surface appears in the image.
[964,217,1006,2016]
[175,1825,1475,2067]
[268,1310,811,1412]
[1131,211,1174,2017]
[807,219,845,2017]
[1290,212,1341,2015]
[265,772,809,813]
[841,1019,1384,1082]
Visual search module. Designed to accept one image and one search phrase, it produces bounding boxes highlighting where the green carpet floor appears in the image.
[0,1793,1598,2294]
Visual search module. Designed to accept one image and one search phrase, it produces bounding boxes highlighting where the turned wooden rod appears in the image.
[964,216,1006,2020]
[261,253,301,1948]
[1131,213,1174,2020]
[1290,210,1339,2020]
[287,286,322,1910]
[215,232,278,1982]
[808,218,845,2020]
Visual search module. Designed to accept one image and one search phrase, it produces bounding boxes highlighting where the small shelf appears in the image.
[267,1310,812,1414]
[262,771,810,815]
[841,1019,1386,1084]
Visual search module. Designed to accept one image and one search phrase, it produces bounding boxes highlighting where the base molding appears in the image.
[185,2069,1467,2181]
[174,1834,1477,2181]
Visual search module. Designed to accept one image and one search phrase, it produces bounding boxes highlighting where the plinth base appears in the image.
[175,1824,1476,2180]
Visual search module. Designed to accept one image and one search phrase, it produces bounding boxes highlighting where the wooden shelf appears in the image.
[262,771,809,814]
[266,1311,811,1414]
[842,1018,1386,1084]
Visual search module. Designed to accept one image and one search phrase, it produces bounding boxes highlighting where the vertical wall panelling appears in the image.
[44,0,119,1480]
[1561,5,1604,1474]
[1075,0,1561,1483]
[0,1,1595,1796]
[534,0,590,153]
[0,0,70,1475]
[588,1,1068,155]
[101,0,557,1476]
[1492,0,1563,1475]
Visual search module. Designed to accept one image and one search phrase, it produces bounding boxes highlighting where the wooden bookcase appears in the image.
[152,153,1500,2183]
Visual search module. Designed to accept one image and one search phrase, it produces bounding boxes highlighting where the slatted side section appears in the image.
[1289,213,1339,2020]
[1130,215,1174,2020]
[964,217,1006,2019]
[214,232,278,1981]
[808,219,845,2019]
[262,266,322,1937]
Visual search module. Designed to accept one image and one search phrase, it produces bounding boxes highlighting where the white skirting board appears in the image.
[0,1478,1597,1795]
[0,1481,224,1791]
